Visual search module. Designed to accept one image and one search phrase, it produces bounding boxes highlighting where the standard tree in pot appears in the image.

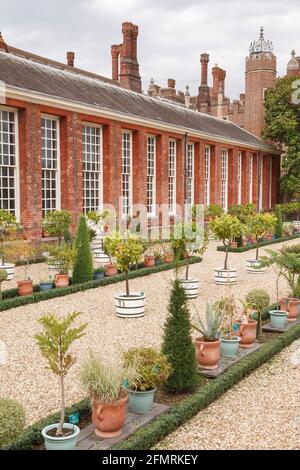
[245,289,270,341]
[103,233,121,276]
[42,210,72,246]
[122,347,171,414]
[36,312,87,450]
[245,213,276,273]
[216,291,241,358]
[192,303,224,370]
[45,245,75,288]
[13,240,36,296]
[80,352,136,438]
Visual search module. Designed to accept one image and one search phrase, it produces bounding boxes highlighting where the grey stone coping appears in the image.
[262,318,300,333]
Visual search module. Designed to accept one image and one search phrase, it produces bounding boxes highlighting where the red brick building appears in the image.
[0,24,280,238]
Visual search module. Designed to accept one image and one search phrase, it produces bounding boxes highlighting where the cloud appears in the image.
[2,0,300,99]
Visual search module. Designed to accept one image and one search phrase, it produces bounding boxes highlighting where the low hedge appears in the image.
[113,319,300,450]
[217,234,300,253]
[0,257,202,312]
[6,303,296,451]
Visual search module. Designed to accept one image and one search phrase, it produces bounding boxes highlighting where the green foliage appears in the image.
[0,210,19,263]
[80,352,136,403]
[42,210,72,245]
[192,303,224,341]
[35,312,87,435]
[260,249,300,298]
[278,202,300,217]
[72,216,94,285]
[246,289,271,340]
[123,348,171,392]
[0,399,26,448]
[0,268,7,301]
[114,234,144,273]
[103,232,122,263]
[204,204,224,219]
[217,233,300,252]
[228,203,257,224]
[210,215,243,269]
[46,245,75,274]
[246,213,276,259]
[274,205,283,239]
[162,279,198,392]
[264,76,300,200]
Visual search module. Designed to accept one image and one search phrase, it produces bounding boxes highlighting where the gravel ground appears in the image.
[0,240,296,427]
[155,339,300,450]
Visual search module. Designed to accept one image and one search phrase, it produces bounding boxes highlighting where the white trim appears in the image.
[258,155,263,212]
[269,158,273,209]
[121,130,133,219]
[146,135,156,217]
[168,139,177,216]
[41,114,61,214]
[221,149,229,212]
[5,85,280,154]
[82,123,103,214]
[237,151,242,205]
[204,145,211,207]
[249,154,253,203]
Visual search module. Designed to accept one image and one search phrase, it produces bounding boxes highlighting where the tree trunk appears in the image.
[185,256,189,281]
[224,243,229,270]
[256,246,259,261]
[57,374,65,436]
[276,276,279,306]
[125,270,130,297]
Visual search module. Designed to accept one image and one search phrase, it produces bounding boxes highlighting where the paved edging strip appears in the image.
[217,234,300,253]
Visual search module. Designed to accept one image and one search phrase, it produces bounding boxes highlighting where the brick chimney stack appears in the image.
[119,22,142,93]
[196,53,210,112]
[67,51,75,67]
[0,32,8,52]
[200,53,209,85]
[212,65,226,97]
[111,44,121,81]
[167,78,176,88]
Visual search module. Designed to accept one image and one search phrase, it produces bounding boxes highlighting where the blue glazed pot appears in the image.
[94,271,105,280]
[39,282,53,291]
[42,423,80,450]
[220,336,241,358]
[155,260,163,266]
[269,310,288,329]
[125,388,156,414]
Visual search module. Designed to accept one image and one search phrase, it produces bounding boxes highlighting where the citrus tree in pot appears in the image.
[113,233,145,318]
[80,352,136,438]
[103,233,121,277]
[210,214,243,285]
[245,213,276,273]
[36,312,87,450]
[122,347,171,414]
[42,210,72,247]
[192,303,224,370]
[171,222,208,299]
[0,209,20,281]
[45,245,75,288]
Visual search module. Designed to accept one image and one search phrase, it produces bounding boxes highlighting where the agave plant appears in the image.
[192,303,224,342]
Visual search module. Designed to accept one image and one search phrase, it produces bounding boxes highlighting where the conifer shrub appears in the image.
[0,399,26,448]
[162,278,198,392]
[72,216,94,284]
[275,205,283,239]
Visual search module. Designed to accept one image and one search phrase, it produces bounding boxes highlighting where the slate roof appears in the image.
[0,49,278,152]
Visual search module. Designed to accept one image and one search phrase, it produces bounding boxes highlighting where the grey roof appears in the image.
[0,50,277,152]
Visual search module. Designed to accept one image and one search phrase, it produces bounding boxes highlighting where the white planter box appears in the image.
[46,256,63,271]
[94,250,110,265]
[214,267,237,285]
[246,259,266,274]
[0,263,15,281]
[115,291,146,318]
[180,278,199,299]
[293,221,300,228]
[91,237,103,251]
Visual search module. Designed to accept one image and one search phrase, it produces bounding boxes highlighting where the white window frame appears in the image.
[186,143,195,207]
[121,130,133,219]
[82,123,103,214]
[269,158,273,209]
[237,152,242,205]
[249,153,253,203]
[147,135,156,217]
[221,149,228,212]
[41,114,61,216]
[204,146,211,207]
[168,139,177,215]
[0,106,20,220]
[258,155,263,212]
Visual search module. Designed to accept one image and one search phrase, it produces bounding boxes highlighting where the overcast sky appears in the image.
[1,0,299,99]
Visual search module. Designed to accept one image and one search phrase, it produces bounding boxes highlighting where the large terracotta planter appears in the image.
[164,254,174,264]
[144,256,155,268]
[92,396,128,438]
[279,297,289,312]
[55,274,69,288]
[287,299,300,321]
[105,264,118,277]
[236,321,257,348]
[17,280,33,297]
[194,337,221,370]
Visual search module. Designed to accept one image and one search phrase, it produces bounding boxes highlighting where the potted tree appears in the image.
[171,223,207,299]
[14,241,36,296]
[113,234,145,318]
[245,289,270,341]
[245,213,276,273]
[192,303,224,370]
[210,214,243,285]
[80,352,136,438]
[216,293,241,358]
[36,312,87,450]
[235,299,258,348]
[122,347,171,414]
[153,247,163,266]
[103,233,120,277]
[0,209,19,281]
[45,245,75,288]
[42,210,72,246]
[87,210,110,262]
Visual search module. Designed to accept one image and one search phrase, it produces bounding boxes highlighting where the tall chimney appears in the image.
[111,44,120,81]
[119,22,142,93]
[67,51,75,67]
[168,78,176,88]
[200,53,209,85]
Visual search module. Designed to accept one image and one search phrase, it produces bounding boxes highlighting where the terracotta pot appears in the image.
[242,239,247,247]
[230,241,238,248]
[144,256,155,268]
[279,297,289,312]
[17,280,33,297]
[266,234,273,241]
[287,299,300,321]
[105,264,118,277]
[92,396,128,438]
[194,337,221,370]
[251,237,257,244]
[55,274,69,288]
[164,254,174,264]
[236,321,257,348]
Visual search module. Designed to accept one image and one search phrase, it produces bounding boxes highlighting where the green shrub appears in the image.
[162,279,198,392]
[246,289,270,340]
[0,399,26,448]
[42,210,72,246]
[275,205,283,239]
[205,204,224,219]
[72,216,94,284]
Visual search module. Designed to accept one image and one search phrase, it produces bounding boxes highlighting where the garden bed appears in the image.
[0,257,202,312]
[217,234,300,253]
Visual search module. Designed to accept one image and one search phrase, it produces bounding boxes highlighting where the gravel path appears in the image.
[0,240,296,426]
[155,339,300,450]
